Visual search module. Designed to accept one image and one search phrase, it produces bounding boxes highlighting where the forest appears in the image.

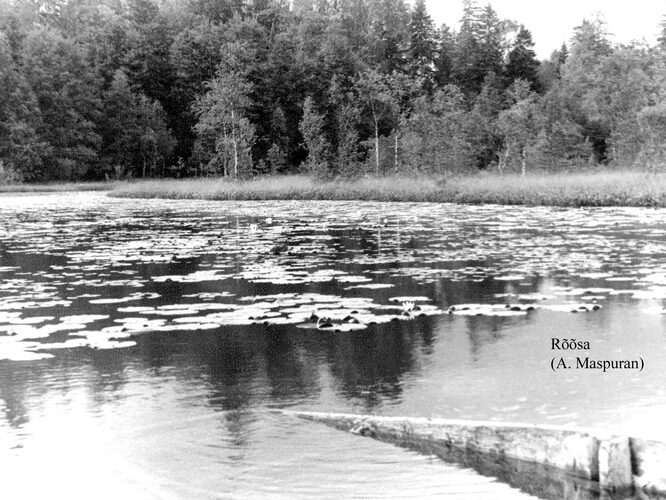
[2,0,666,183]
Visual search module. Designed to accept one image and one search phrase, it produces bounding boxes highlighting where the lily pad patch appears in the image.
[540,303,603,313]
[343,283,395,290]
[447,304,529,317]
[388,296,431,303]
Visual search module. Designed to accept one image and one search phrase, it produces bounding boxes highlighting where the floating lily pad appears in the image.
[540,303,603,313]
[153,271,231,283]
[447,304,530,317]
[343,283,395,290]
[0,349,54,361]
[117,306,155,313]
[0,315,54,325]
[494,275,525,281]
[182,292,235,299]
[89,292,159,304]
[388,296,431,303]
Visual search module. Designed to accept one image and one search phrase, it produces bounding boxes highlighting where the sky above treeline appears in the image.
[425,0,665,59]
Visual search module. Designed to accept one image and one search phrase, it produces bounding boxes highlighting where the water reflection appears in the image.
[2,194,666,498]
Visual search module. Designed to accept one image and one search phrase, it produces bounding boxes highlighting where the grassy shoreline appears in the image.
[0,181,115,193]
[4,171,666,207]
[108,171,666,207]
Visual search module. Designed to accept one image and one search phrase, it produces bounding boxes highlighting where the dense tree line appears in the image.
[2,0,666,182]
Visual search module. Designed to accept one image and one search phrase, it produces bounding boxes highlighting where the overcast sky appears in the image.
[424,0,665,59]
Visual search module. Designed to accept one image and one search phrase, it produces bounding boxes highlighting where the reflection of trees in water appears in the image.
[169,327,323,451]
[0,363,36,427]
[86,349,131,405]
[320,322,430,411]
[434,276,545,360]
[130,329,262,454]
[0,317,442,439]
[0,350,129,430]
[204,335,258,411]
[464,317,510,360]
[263,332,321,401]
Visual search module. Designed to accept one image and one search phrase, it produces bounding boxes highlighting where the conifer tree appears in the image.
[21,27,102,180]
[434,24,455,87]
[407,0,437,87]
[101,70,174,178]
[299,96,331,177]
[505,25,539,89]
[0,32,46,181]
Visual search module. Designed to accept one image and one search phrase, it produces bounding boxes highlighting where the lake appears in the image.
[1,192,665,499]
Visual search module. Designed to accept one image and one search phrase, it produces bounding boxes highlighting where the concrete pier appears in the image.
[278,411,664,499]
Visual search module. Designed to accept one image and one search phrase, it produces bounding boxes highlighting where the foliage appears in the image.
[299,95,330,177]
[21,26,102,180]
[497,81,538,174]
[402,85,473,174]
[2,0,666,182]
[193,69,256,178]
[101,70,175,178]
[505,26,539,90]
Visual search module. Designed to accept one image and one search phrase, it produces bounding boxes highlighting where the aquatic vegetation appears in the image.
[343,283,395,290]
[110,171,666,208]
[540,304,603,313]
[444,300,605,316]
[2,192,666,362]
[7,191,666,500]
[89,292,160,304]
[447,304,530,317]
[0,341,54,361]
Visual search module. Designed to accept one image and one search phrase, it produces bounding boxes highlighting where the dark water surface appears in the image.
[1,192,666,499]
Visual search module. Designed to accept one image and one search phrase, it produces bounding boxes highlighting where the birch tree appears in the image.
[193,70,255,178]
[355,69,397,175]
[497,81,537,175]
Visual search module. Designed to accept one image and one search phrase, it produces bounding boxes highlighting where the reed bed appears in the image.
[0,181,115,193]
[109,170,666,207]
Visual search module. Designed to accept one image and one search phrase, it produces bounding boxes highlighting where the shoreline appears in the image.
[109,171,666,207]
[0,181,115,193]
[4,171,666,207]
[112,171,666,207]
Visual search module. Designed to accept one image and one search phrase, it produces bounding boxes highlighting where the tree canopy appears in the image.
[2,0,666,181]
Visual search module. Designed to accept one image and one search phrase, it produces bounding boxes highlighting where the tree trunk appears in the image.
[498,146,509,176]
[231,109,239,179]
[521,147,526,176]
[394,129,399,173]
[373,109,380,175]
[223,128,229,177]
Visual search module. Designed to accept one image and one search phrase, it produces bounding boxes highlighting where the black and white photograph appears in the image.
[1,0,666,498]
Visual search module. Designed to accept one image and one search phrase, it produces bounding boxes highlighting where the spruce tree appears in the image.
[21,27,102,180]
[452,0,482,94]
[299,96,331,177]
[505,25,539,89]
[434,24,455,87]
[476,5,504,83]
[408,0,437,86]
[101,70,174,178]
